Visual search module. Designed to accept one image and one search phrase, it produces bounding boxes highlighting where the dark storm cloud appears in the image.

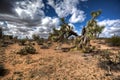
[0,14,22,23]
[0,0,54,38]
[0,0,15,14]
[0,0,45,27]
[0,0,25,14]
[16,27,32,33]
[0,14,42,27]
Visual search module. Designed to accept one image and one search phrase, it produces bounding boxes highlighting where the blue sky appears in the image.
[0,0,120,38]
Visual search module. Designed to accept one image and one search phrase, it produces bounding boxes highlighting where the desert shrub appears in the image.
[82,46,95,53]
[32,34,40,41]
[100,50,110,59]
[32,34,45,45]
[99,50,120,71]
[40,43,49,49]
[17,45,36,55]
[101,50,120,64]
[37,38,44,45]
[106,36,120,46]
[113,75,120,80]
[19,39,27,45]
[47,41,52,47]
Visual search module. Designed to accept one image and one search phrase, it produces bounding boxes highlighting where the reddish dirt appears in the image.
[0,40,120,80]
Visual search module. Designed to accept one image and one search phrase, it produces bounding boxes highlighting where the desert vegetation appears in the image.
[0,10,120,80]
[17,45,37,55]
[106,35,120,46]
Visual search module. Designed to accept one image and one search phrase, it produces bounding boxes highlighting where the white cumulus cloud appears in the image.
[98,19,120,37]
[14,0,45,20]
[47,0,86,23]
[0,0,61,38]
[0,15,60,38]
[69,8,85,23]
[0,0,87,38]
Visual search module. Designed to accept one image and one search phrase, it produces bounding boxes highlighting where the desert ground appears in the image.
[0,39,120,80]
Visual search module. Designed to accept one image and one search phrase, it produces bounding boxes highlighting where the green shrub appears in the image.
[101,50,120,65]
[99,50,120,72]
[106,36,120,46]
[32,34,40,41]
[37,38,44,45]
[17,45,36,55]
[82,46,95,53]
[19,39,27,45]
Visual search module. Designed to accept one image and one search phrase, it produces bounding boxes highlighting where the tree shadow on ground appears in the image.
[0,64,9,77]
[98,60,120,72]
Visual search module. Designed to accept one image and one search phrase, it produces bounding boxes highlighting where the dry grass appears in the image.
[0,40,120,80]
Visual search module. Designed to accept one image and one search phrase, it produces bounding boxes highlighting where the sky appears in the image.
[0,0,120,38]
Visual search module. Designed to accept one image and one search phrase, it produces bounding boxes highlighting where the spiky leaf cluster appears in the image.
[49,18,78,42]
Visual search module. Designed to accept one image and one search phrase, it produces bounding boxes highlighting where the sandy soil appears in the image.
[0,40,120,80]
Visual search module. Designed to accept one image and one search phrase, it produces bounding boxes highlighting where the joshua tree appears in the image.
[49,18,78,43]
[74,10,104,52]
[91,10,102,19]
[95,25,105,38]
[51,18,78,42]
[48,18,78,50]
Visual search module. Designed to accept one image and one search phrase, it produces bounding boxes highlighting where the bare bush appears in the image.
[17,45,36,55]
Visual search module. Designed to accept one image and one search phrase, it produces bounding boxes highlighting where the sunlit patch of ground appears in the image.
[0,39,120,80]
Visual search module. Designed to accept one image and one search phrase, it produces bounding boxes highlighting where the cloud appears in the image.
[0,14,42,28]
[14,0,45,20]
[98,19,120,37]
[41,17,60,28]
[0,0,86,38]
[0,14,60,38]
[69,8,85,23]
[81,0,88,1]
[0,0,60,38]
[47,0,86,23]
[0,0,15,14]
[68,23,82,35]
